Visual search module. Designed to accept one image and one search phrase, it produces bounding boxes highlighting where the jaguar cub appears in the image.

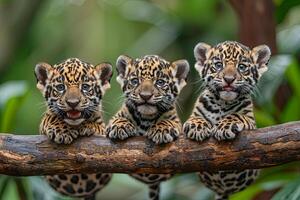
[106,55,189,200]
[35,58,113,199]
[184,41,271,200]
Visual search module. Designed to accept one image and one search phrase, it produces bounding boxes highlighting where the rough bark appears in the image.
[0,121,300,176]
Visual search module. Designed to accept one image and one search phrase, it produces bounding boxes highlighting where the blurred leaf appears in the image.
[2,178,18,200]
[280,95,300,122]
[275,0,300,24]
[285,58,300,99]
[0,81,28,132]
[277,25,300,53]
[272,178,300,200]
[256,55,292,106]
[254,108,276,127]
[230,184,262,200]
[0,81,27,108]
[280,58,300,122]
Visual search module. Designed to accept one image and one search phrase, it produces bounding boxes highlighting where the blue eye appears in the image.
[238,64,248,72]
[214,62,223,71]
[156,79,166,87]
[82,84,91,91]
[56,84,65,91]
[130,78,139,86]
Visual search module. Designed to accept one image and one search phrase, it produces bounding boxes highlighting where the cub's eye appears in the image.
[156,79,166,87]
[55,84,65,91]
[238,64,248,72]
[82,84,91,91]
[214,62,223,71]
[130,78,139,86]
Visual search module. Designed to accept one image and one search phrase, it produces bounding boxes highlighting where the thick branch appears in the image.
[0,121,300,176]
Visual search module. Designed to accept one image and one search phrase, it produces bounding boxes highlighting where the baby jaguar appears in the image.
[35,58,113,199]
[106,55,189,200]
[183,41,271,200]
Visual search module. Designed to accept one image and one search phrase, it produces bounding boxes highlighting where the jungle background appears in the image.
[0,0,300,199]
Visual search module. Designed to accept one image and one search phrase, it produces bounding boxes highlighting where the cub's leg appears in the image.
[146,119,181,144]
[183,116,211,141]
[130,173,173,200]
[40,113,78,144]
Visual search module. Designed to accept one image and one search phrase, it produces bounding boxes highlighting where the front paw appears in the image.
[46,128,78,144]
[183,118,211,141]
[146,125,179,144]
[213,121,244,141]
[106,120,136,140]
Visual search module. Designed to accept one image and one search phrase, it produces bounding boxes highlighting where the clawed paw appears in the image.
[106,121,136,140]
[183,118,211,141]
[213,121,244,141]
[146,125,179,144]
[45,127,78,144]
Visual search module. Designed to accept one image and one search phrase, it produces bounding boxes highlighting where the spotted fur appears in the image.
[106,55,189,200]
[183,41,271,199]
[35,58,113,199]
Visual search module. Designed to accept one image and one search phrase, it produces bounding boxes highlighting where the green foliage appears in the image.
[0,0,299,199]
[275,0,300,24]
[272,178,300,200]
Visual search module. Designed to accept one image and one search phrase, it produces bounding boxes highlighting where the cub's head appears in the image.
[116,55,189,118]
[35,58,112,126]
[194,41,271,101]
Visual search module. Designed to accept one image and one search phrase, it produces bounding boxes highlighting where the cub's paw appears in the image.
[183,118,211,141]
[146,124,179,144]
[106,119,136,140]
[46,128,78,144]
[80,122,106,136]
[213,120,244,141]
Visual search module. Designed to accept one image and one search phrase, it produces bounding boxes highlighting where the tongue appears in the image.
[67,111,81,119]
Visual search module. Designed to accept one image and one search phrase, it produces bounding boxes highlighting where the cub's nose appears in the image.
[224,75,235,84]
[66,98,80,108]
[139,92,153,101]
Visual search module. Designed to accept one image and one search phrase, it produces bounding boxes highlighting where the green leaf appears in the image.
[0,81,28,132]
[254,108,277,127]
[256,55,292,106]
[272,178,300,200]
[285,59,300,100]
[275,0,300,24]
[280,95,300,122]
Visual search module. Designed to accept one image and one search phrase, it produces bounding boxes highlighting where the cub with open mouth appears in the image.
[35,58,113,199]
[35,57,112,144]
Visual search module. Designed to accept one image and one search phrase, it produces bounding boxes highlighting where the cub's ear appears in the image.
[172,59,190,91]
[34,62,53,91]
[251,45,271,75]
[116,55,132,78]
[194,42,211,66]
[95,62,113,91]
[172,59,190,80]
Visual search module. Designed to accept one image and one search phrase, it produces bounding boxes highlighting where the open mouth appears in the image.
[223,85,235,92]
[66,110,82,119]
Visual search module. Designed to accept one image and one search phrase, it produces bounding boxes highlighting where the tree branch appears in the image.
[0,121,300,176]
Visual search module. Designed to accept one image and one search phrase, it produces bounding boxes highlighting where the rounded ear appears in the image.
[251,45,271,65]
[116,55,132,78]
[172,59,190,80]
[95,62,113,87]
[251,45,271,75]
[194,42,211,66]
[34,62,52,90]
